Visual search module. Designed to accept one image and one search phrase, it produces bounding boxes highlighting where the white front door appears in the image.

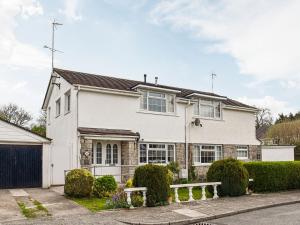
[92,141,121,182]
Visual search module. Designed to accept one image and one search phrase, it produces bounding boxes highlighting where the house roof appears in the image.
[52,68,256,110]
[78,127,139,137]
[0,117,51,142]
[256,125,270,140]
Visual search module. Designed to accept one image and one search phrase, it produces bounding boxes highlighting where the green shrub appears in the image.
[244,161,300,192]
[166,161,180,175]
[173,178,188,184]
[132,193,144,207]
[105,187,128,209]
[207,158,249,196]
[93,175,117,198]
[64,169,94,198]
[125,178,133,188]
[166,169,174,185]
[133,164,170,207]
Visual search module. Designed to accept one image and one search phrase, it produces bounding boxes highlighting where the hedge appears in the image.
[93,175,117,198]
[207,158,249,196]
[133,164,170,207]
[244,161,300,192]
[64,169,94,197]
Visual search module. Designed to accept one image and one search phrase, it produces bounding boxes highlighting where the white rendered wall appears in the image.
[78,91,260,145]
[262,146,295,161]
[46,78,78,185]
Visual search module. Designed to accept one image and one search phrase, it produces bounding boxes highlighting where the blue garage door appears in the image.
[0,145,42,189]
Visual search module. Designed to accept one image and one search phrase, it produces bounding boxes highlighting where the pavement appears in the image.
[2,189,300,225]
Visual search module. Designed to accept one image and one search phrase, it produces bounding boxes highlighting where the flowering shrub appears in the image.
[105,188,129,209]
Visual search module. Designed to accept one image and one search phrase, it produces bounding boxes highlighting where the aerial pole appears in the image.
[44,19,63,74]
[211,73,217,93]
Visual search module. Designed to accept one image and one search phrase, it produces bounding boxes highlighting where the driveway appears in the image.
[0,187,89,224]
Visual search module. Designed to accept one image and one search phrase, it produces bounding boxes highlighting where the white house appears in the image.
[42,68,261,185]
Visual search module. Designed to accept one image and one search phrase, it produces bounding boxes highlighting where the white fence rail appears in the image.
[124,187,147,209]
[170,182,222,203]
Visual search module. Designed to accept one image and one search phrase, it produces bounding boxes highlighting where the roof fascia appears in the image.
[132,84,181,94]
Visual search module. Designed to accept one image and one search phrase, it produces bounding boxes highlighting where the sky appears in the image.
[0,0,299,121]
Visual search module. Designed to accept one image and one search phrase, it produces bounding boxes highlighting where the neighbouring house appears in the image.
[0,118,51,189]
[256,125,295,161]
[42,68,261,185]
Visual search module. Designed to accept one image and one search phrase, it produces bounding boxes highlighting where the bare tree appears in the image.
[0,103,33,127]
[256,107,273,129]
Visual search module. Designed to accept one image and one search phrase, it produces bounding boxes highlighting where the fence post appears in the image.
[188,187,194,202]
[174,188,180,203]
[142,190,147,207]
[213,184,219,199]
[201,186,206,200]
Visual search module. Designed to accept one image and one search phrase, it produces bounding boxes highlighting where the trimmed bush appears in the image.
[244,161,300,192]
[93,175,117,198]
[64,169,94,197]
[133,164,170,207]
[207,158,249,196]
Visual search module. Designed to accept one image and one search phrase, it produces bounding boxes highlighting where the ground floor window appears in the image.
[193,144,223,164]
[139,143,175,164]
[237,145,248,160]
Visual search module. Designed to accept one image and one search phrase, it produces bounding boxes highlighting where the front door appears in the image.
[92,141,121,182]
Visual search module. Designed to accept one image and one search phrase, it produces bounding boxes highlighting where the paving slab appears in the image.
[24,188,90,217]
[9,189,29,197]
[0,189,25,223]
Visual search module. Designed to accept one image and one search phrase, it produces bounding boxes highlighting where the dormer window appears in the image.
[140,90,175,113]
[194,99,221,119]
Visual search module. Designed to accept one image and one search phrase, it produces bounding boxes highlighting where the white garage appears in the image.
[0,118,51,189]
[261,145,295,161]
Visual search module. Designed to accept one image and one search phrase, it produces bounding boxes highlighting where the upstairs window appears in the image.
[194,99,221,119]
[65,90,71,113]
[55,98,61,117]
[140,91,175,113]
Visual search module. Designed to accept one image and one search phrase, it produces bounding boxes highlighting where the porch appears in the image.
[78,127,140,183]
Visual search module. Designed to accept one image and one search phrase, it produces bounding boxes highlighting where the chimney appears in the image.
[144,74,147,83]
[155,76,158,85]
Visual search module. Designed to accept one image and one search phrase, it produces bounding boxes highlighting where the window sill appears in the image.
[64,110,71,116]
[193,163,212,166]
[55,114,60,118]
[137,110,178,117]
[192,116,224,121]
[237,158,249,161]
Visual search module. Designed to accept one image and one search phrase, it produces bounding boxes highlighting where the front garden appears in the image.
[65,159,300,212]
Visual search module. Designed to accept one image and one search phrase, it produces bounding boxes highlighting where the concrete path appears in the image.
[0,189,25,223]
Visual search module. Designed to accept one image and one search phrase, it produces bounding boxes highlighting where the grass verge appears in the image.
[70,197,108,212]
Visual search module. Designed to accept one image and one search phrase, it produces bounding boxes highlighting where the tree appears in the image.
[256,107,273,129]
[0,103,32,127]
[31,110,46,137]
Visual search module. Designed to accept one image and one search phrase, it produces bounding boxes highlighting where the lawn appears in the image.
[71,197,108,212]
[71,188,213,212]
[171,187,213,201]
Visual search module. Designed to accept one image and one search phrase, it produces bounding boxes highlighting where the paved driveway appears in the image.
[0,187,89,224]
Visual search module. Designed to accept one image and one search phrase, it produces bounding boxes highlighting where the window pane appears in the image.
[214,102,221,118]
[106,144,111,164]
[56,99,61,116]
[167,95,175,112]
[201,150,215,163]
[200,104,214,118]
[237,146,248,159]
[216,146,223,161]
[149,92,165,98]
[140,91,147,110]
[113,144,118,164]
[148,98,166,112]
[96,143,102,164]
[194,102,199,115]
[139,144,147,163]
[167,145,174,162]
[148,144,166,164]
[193,145,201,163]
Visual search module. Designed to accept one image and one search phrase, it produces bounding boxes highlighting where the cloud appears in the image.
[238,96,297,118]
[149,0,300,83]
[59,0,82,22]
[0,0,49,69]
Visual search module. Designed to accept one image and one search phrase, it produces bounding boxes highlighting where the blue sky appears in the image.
[1,0,299,120]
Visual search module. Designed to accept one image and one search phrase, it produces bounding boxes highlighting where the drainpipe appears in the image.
[76,86,80,168]
[184,100,191,178]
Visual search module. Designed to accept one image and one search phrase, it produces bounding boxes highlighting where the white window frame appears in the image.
[55,98,61,117]
[92,142,103,165]
[140,90,176,114]
[236,145,249,160]
[193,144,223,166]
[64,90,71,114]
[138,143,176,165]
[194,99,222,120]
